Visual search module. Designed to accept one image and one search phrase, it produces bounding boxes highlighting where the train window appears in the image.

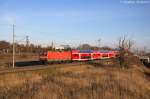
[102,54,108,57]
[73,54,79,57]
[81,56,91,59]
[93,54,96,57]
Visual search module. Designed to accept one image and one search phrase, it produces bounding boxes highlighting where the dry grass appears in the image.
[0,53,38,69]
[0,60,150,99]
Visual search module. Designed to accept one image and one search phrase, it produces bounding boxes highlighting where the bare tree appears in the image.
[118,35,134,68]
[0,41,11,53]
[77,44,92,50]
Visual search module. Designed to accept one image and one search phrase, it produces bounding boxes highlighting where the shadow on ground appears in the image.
[86,61,104,67]
[143,63,150,69]
[15,61,44,67]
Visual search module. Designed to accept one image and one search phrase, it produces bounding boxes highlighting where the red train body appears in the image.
[39,51,71,62]
[39,50,119,62]
[72,50,92,61]
[47,51,71,61]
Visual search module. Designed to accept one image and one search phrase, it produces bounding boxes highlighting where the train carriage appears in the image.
[72,50,92,61]
[91,51,102,60]
[100,50,110,59]
[99,50,118,59]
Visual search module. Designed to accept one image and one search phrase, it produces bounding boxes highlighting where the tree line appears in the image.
[0,40,116,54]
[0,40,44,54]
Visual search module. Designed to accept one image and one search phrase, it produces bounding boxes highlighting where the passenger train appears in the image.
[39,50,119,63]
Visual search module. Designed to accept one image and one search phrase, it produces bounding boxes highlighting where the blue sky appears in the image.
[0,0,150,51]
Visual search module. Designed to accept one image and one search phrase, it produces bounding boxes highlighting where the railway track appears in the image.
[0,62,86,74]
[0,59,115,74]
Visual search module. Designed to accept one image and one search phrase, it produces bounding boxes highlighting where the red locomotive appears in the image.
[39,50,119,63]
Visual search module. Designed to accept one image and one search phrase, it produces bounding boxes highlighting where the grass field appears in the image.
[0,59,150,99]
[0,53,38,69]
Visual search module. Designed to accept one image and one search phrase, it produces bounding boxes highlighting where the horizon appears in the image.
[0,0,150,52]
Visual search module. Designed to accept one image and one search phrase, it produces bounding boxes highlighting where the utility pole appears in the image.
[26,36,29,47]
[26,36,29,52]
[98,39,101,50]
[51,41,54,50]
[12,24,15,68]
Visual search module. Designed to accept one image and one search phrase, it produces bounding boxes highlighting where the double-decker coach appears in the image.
[91,51,102,60]
[72,50,92,61]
